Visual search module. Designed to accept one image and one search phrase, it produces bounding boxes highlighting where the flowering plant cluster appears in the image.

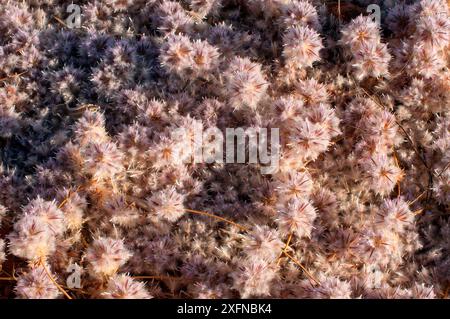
[0,0,448,299]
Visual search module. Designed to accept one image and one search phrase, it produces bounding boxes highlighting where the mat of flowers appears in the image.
[0,0,449,299]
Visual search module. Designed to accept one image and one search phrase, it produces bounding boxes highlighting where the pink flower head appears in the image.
[85,237,132,278]
[283,25,323,69]
[276,198,317,238]
[15,265,61,299]
[224,57,268,111]
[146,186,186,222]
[377,197,414,233]
[281,0,321,31]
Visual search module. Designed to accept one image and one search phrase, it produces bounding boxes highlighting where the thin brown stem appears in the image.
[277,232,293,266]
[126,195,249,232]
[284,251,321,286]
[53,16,68,27]
[131,275,180,281]
[437,161,449,177]
[40,259,73,300]
[0,70,28,82]
[184,209,249,232]
[408,190,427,206]
[338,0,341,24]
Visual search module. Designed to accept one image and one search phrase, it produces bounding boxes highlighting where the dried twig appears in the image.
[131,275,181,281]
[184,208,249,232]
[277,232,293,266]
[408,190,427,206]
[39,259,73,300]
[392,148,402,197]
[338,0,341,24]
[436,161,449,178]
[53,16,68,27]
[58,185,84,209]
[283,251,321,286]
[0,70,28,82]
[126,195,249,232]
